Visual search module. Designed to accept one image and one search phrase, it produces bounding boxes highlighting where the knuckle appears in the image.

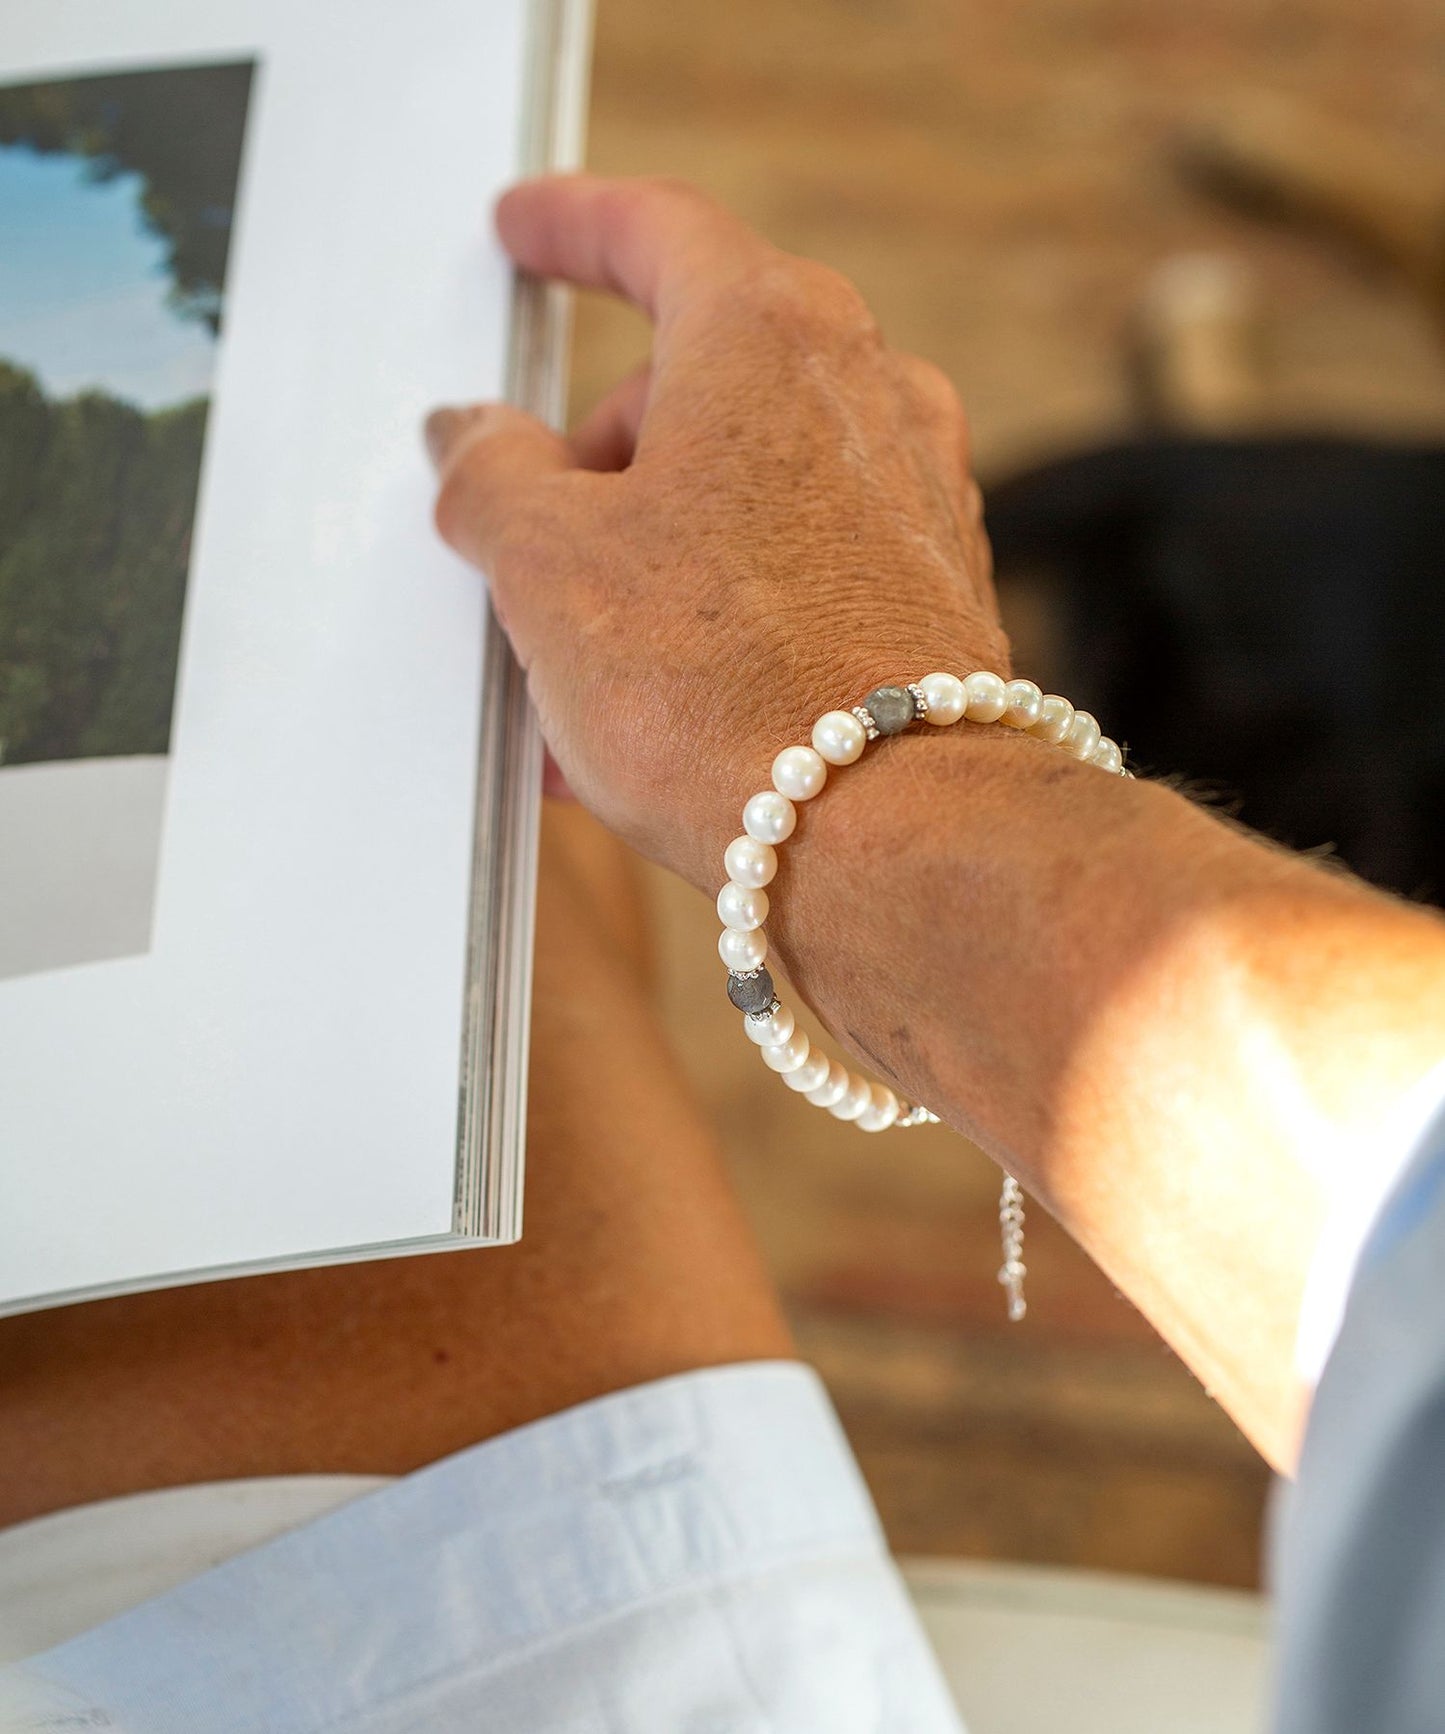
[639,173,711,209]
[622,175,726,244]
[793,258,876,332]
[899,353,964,417]
[432,467,475,553]
[485,512,540,582]
[742,256,880,346]
[899,354,957,408]
[897,354,973,457]
[489,479,568,571]
[433,465,580,581]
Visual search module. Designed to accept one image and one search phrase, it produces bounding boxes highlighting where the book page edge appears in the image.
[452,0,595,1243]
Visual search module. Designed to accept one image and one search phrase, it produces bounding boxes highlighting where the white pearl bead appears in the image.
[783,1048,833,1093]
[724,834,777,889]
[811,710,867,766]
[772,745,828,801]
[1064,709,1101,760]
[1091,737,1124,775]
[805,1060,851,1108]
[828,1072,874,1122]
[761,1029,811,1074]
[744,1002,795,1046]
[742,790,796,845]
[918,671,966,725]
[718,926,767,971]
[962,669,1008,723]
[717,882,768,931]
[1002,679,1043,730]
[1031,694,1074,745]
[857,1086,900,1132]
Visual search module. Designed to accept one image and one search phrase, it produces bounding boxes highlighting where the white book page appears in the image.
[0,0,534,1305]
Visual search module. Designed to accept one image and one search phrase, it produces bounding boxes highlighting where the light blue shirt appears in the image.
[1271,1099,1445,1733]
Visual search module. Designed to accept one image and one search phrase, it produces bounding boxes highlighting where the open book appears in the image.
[0,0,591,1313]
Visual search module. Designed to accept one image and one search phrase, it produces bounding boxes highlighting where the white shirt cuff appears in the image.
[0,1361,963,1733]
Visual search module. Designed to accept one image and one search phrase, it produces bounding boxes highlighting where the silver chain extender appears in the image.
[855,1092,1026,1318]
[998,1173,1027,1321]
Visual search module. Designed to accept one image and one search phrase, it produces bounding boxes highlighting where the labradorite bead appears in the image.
[863,685,915,735]
[727,967,775,1014]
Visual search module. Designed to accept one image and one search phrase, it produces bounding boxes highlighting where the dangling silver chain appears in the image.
[998,1173,1027,1321]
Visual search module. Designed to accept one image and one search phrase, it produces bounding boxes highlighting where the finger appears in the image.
[568,365,651,472]
[426,401,573,573]
[495,174,767,332]
[542,749,576,801]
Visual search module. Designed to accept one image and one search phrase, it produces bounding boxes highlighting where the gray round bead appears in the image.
[863,684,915,736]
[727,967,775,1014]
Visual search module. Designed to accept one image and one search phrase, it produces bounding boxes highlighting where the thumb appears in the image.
[425,401,573,574]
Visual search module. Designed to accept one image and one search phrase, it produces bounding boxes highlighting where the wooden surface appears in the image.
[571,0,1445,1588]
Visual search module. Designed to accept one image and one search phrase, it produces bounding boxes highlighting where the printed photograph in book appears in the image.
[0,60,254,982]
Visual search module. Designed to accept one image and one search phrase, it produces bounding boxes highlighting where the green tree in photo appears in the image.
[0,60,252,767]
[0,362,206,765]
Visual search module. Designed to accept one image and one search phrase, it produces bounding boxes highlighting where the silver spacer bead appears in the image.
[746,998,783,1024]
[851,704,881,742]
[894,1103,941,1128]
[906,682,930,721]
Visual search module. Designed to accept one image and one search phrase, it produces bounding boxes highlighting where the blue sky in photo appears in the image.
[0,143,216,410]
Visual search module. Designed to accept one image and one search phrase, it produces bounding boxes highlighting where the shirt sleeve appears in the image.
[1294,1058,1445,1386]
[1271,1089,1445,1734]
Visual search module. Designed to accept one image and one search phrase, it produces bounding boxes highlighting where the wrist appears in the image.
[701,659,1136,1157]
[746,712,1237,1180]
[677,631,1011,891]
[757,718,1067,1108]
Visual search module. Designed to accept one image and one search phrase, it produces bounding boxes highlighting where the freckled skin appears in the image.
[9,182,1433,1515]
[429,176,1445,1472]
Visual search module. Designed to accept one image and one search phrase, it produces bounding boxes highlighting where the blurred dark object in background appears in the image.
[989,91,1445,907]
[988,435,1445,904]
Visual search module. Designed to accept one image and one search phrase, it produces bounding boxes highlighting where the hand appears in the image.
[429,183,1445,1481]
[427,175,1006,890]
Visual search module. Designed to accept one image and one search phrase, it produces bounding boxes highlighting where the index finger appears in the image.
[494,174,769,331]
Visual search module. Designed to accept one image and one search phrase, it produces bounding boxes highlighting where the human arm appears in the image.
[427,175,1445,1470]
[769,719,1445,1469]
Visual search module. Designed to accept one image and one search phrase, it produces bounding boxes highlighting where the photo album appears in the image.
[0,0,591,1313]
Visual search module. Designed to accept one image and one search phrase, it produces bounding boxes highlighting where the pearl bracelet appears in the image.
[716,669,1130,1321]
